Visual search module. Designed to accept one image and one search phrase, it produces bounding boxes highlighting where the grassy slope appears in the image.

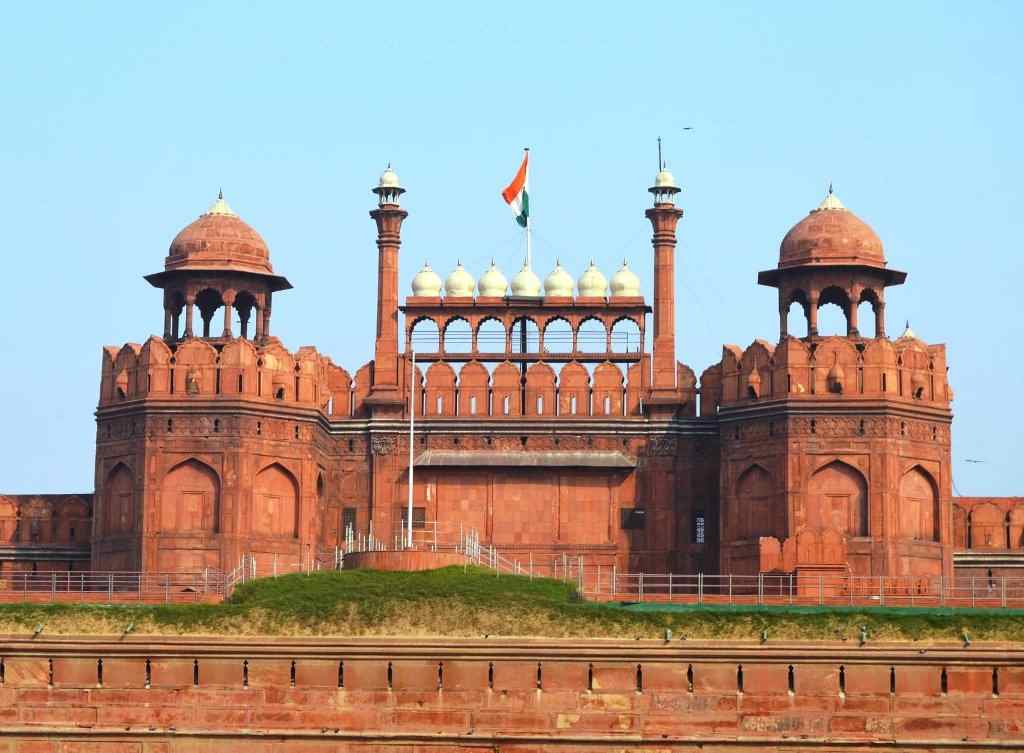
[1,566,1024,641]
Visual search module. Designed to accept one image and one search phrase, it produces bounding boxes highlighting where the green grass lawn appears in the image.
[2,566,1024,641]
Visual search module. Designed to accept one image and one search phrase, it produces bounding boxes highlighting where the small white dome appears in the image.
[445,261,475,297]
[477,260,508,297]
[411,261,442,297]
[898,321,917,340]
[610,260,641,297]
[544,260,574,297]
[510,264,541,296]
[816,184,846,212]
[378,165,402,189]
[577,259,608,297]
[654,169,677,189]
[206,189,236,217]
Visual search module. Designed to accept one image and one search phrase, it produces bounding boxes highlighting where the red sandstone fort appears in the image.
[2,166,1020,582]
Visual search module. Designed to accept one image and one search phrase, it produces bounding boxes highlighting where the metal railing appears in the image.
[0,570,225,604]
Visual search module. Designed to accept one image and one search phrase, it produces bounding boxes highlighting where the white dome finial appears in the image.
[544,260,574,297]
[411,261,442,297]
[511,263,541,296]
[577,259,608,297]
[478,260,509,297]
[444,261,475,297]
[206,189,236,217]
[610,259,641,297]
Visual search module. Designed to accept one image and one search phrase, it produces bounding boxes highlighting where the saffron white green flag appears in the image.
[501,150,529,227]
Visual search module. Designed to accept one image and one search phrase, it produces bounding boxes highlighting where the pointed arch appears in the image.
[161,458,220,534]
[807,460,868,536]
[542,317,573,354]
[735,464,776,540]
[254,462,300,538]
[103,463,134,536]
[899,465,940,542]
[475,317,506,354]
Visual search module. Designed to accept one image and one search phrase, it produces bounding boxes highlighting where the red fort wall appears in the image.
[0,637,1018,749]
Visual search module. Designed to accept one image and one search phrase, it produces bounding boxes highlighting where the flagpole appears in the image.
[524,147,531,269]
[407,348,415,548]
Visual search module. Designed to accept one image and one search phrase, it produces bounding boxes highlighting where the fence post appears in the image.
[1003,576,1007,608]
[729,574,733,605]
[698,572,704,605]
[165,580,170,604]
[758,573,763,606]
[971,576,976,608]
[668,573,673,602]
[51,573,56,602]
[638,572,644,602]
[879,575,884,606]
[612,565,617,597]
[108,574,113,603]
[818,574,823,606]
[940,574,945,607]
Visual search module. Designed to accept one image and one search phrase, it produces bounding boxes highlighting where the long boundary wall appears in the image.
[0,636,1020,751]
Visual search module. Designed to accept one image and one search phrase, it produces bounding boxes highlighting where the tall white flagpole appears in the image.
[407,349,415,548]
[525,148,532,269]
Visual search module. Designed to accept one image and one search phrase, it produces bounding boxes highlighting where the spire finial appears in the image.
[657,136,663,171]
[218,187,223,200]
[827,181,833,196]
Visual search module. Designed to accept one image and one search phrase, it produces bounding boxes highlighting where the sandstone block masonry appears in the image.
[0,636,1018,750]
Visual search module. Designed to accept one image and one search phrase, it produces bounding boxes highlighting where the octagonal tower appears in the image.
[707,189,953,586]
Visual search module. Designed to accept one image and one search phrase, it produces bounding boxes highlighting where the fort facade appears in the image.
[2,165,1021,580]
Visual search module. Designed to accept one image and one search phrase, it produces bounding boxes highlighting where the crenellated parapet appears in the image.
[713,333,952,409]
[97,335,378,419]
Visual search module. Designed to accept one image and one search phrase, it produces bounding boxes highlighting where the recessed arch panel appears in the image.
[254,462,299,538]
[806,460,868,536]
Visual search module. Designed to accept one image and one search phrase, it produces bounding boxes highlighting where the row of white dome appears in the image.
[412,259,641,298]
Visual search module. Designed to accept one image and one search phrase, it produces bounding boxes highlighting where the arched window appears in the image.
[899,467,940,542]
[817,286,850,336]
[510,318,540,353]
[610,318,642,353]
[576,318,607,354]
[476,318,506,353]
[542,318,572,354]
[410,318,440,352]
[442,318,472,353]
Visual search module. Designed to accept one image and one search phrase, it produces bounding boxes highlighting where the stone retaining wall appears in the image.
[0,637,1019,750]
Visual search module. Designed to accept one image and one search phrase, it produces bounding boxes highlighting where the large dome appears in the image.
[779,190,885,269]
[165,193,273,275]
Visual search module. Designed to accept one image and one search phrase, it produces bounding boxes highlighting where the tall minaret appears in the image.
[645,145,683,403]
[367,166,408,412]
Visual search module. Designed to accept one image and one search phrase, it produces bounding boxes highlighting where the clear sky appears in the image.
[0,2,1020,495]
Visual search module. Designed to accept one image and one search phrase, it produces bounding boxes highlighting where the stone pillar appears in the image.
[875,302,886,338]
[807,296,819,337]
[779,304,789,339]
[184,296,195,338]
[254,304,264,340]
[847,299,859,337]
[262,295,272,339]
[221,291,235,338]
[645,201,684,392]
[163,308,172,340]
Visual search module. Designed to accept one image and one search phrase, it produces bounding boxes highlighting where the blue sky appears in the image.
[0,2,1020,494]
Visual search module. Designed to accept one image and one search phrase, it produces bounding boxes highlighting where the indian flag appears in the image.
[501,150,529,228]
